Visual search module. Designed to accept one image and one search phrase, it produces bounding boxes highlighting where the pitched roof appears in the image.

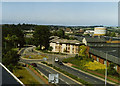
[89,47,120,65]
[50,38,82,44]
[84,37,106,43]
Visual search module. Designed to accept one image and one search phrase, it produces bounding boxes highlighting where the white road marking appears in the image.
[39,65,70,85]
[60,78,69,85]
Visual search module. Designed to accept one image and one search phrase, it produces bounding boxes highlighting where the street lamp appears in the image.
[105,50,116,86]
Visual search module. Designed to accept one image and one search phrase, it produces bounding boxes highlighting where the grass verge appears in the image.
[13,66,40,84]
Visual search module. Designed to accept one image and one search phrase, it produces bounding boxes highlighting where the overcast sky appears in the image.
[2,2,118,26]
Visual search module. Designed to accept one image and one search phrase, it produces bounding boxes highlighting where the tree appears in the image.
[33,26,50,50]
[57,29,65,38]
[107,63,118,76]
[75,54,79,59]
[48,46,53,52]
[2,50,20,71]
[79,45,88,58]
[110,32,116,37]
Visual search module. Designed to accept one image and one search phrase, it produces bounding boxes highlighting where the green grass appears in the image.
[63,57,89,69]
[12,48,19,51]
[13,66,40,85]
[72,66,120,85]
[23,54,48,59]
[63,57,120,84]
[35,48,67,55]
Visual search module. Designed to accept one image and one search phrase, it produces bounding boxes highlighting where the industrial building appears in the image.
[94,27,106,36]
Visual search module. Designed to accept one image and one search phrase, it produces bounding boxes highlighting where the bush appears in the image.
[36,47,40,50]
[48,64,53,67]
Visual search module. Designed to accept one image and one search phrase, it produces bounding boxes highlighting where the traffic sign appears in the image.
[49,74,59,84]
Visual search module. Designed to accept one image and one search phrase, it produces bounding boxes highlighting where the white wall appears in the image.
[82,38,87,45]
[50,43,56,52]
[70,45,73,54]
[62,44,66,53]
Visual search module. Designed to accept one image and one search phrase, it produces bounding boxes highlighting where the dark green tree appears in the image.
[57,29,65,38]
[2,50,20,71]
[33,25,50,50]
[110,32,116,37]
[107,63,118,76]
[48,46,53,52]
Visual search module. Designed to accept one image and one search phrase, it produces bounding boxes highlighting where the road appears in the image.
[19,46,116,86]
[19,47,81,85]
[54,62,115,86]
[21,61,81,86]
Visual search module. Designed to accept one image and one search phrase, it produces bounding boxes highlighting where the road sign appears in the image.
[43,58,47,61]
[49,74,59,84]
[38,53,40,55]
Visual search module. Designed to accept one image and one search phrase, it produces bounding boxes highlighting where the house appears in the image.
[50,38,84,54]
[65,28,73,33]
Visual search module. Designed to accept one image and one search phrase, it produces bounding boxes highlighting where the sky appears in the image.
[2,2,118,26]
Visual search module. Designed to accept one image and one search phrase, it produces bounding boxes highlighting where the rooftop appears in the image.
[76,36,106,43]
[89,47,120,65]
[50,38,82,44]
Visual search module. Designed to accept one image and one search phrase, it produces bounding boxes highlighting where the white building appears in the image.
[50,38,83,54]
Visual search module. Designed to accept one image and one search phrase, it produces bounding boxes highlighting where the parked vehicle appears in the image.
[58,61,63,65]
[31,63,37,67]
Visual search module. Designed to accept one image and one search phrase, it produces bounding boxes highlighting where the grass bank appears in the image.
[13,66,40,85]
[63,57,120,84]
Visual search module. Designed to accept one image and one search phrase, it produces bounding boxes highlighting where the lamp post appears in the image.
[105,50,116,86]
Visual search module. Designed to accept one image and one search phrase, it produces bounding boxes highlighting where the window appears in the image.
[91,54,92,58]
[97,57,99,62]
[104,60,106,65]
[114,65,117,71]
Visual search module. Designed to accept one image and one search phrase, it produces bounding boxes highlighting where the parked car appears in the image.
[58,61,63,65]
[22,64,26,67]
[55,57,59,62]
[31,63,37,67]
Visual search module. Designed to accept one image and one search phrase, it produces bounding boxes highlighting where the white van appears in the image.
[55,57,59,62]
